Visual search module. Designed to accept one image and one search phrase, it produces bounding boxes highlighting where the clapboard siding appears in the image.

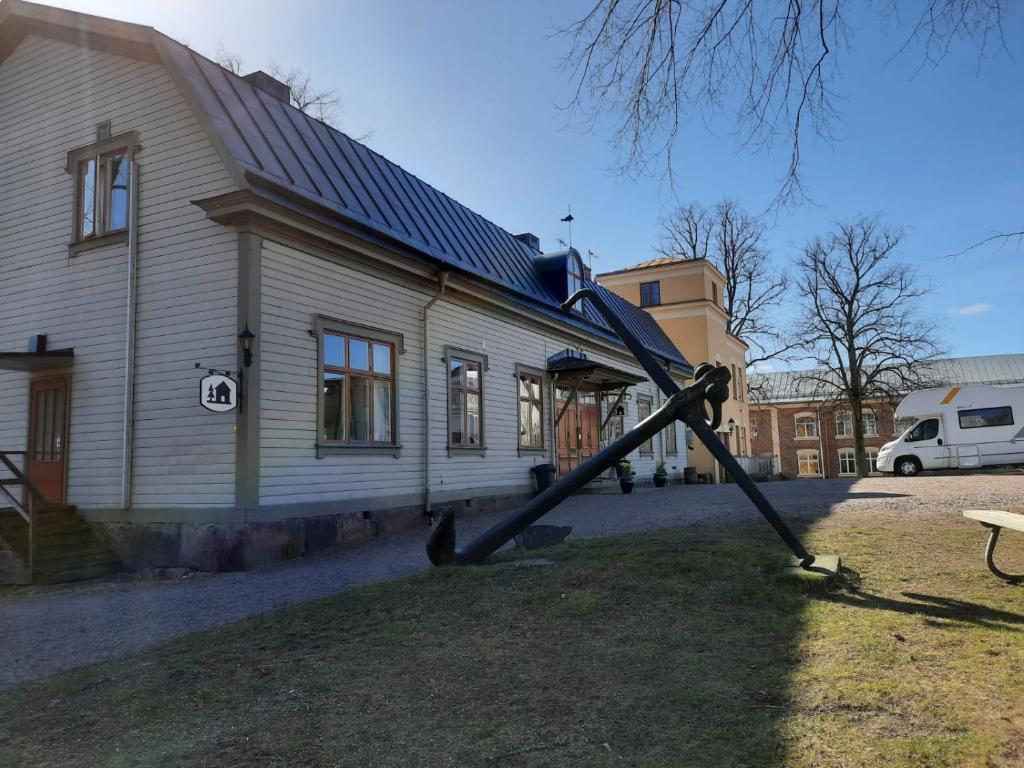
[259,241,684,508]
[0,35,238,511]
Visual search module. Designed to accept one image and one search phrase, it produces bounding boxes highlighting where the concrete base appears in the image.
[90,492,532,575]
[782,554,842,584]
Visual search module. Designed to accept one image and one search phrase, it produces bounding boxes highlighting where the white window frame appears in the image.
[866,447,880,475]
[838,448,856,476]
[797,449,822,477]
[794,412,818,440]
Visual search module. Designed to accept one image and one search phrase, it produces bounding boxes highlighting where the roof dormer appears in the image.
[534,248,585,310]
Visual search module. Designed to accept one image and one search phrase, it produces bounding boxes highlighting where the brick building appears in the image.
[748,354,1024,479]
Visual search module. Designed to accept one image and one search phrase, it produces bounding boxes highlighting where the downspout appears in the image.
[816,402,827,478]
[120,160,140,511]
[423,270,449,519]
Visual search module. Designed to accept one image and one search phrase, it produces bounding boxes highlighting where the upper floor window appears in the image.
[836,409,877,437]
[749,416,758,440]
[66,130,139,254]
[639,281,661,307]
[794,413,817,439]
[567,251,584,303]
[711,282,719,306]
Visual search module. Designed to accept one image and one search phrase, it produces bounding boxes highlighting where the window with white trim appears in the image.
[866,447,880,474]
[794,413,817,439]
[836,410,853,437]
[838,448,856,476]
[797,449,821,476]
[862,409,878,436]
[895,416,916,435]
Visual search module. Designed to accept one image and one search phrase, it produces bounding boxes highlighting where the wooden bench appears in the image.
[963,510,1024,583]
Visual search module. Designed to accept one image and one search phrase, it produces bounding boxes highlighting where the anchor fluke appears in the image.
[426,510,457,566]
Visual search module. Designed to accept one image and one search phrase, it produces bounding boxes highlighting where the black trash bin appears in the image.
[530,463,556,494]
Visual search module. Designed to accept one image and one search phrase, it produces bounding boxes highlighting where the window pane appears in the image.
[519,399,530,441]
[108,154,129,231]
[449,390,464,445]
[80,158,97,237]
[324,334,345,367]
[349,339,369,370]
[450,358,464,388]
[529,402,542,447]
[349,376,370,441]
[465,362,480,391]
[467,392,481,445]
[322,373,345,441]
[518,375,530,399]
[958,406,1013,429]
[373,379,392,442]
[372,343,391,375]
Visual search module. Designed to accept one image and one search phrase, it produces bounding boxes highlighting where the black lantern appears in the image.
[238,324,255,368]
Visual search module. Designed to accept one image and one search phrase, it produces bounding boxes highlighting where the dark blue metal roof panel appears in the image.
[176,46,690,370]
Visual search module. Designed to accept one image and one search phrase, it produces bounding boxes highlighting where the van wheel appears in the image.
[896,457,921,477]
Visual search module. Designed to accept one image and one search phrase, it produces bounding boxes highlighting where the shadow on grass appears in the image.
[818,588,1024,630]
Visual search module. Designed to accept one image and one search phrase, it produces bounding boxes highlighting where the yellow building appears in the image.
[597,258,751,483]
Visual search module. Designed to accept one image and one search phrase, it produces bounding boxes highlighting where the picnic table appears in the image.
[963,509,1024,583]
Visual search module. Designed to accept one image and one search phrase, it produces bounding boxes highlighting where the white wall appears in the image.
[259,240,685,509]
[0,35,238,511]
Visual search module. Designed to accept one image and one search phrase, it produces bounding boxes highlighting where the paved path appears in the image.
[2,473,1021,690]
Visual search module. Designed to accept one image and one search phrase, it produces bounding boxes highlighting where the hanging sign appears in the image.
[200,373,238,413]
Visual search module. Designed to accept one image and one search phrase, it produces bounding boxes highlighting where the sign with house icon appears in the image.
[199,373,238,413]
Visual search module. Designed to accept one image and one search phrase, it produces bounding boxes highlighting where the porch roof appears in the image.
[547,357,646,391]
[0,349,74,372]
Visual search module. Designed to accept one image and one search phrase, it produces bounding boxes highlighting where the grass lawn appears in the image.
[1,510,1022,767]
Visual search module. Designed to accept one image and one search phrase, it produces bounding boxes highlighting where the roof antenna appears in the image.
[560,205,575,249]
[587,249,599,271]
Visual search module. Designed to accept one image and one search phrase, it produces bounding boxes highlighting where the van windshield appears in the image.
[905,418,939,442]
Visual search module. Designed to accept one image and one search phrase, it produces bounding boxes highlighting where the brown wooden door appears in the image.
[27,377,68,504]
[556,401,577,476]
[556,394,601,476]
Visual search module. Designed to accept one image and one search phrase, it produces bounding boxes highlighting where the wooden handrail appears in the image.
[0,449,41,579]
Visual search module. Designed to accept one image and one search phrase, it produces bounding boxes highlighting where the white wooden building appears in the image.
[0,1,692,577]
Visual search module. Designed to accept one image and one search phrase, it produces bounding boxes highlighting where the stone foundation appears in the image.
[90,492,532,574]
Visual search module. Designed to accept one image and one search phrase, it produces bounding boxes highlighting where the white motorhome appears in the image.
[876,384,1024,476]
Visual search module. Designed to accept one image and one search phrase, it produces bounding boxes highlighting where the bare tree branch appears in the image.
[795,215,945,475]
[657,200,798,366]
[559,0,1015,213]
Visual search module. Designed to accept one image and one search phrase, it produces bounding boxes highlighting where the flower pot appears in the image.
[619,476,635,494]
[653,473,668,488]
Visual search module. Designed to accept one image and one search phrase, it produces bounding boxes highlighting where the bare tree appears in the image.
[657,201,796,367]
[795,216,944,476]
[213,48,342,128]
[560,0,1014,211]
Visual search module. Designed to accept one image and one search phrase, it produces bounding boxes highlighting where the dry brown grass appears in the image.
[1,510,1022,767]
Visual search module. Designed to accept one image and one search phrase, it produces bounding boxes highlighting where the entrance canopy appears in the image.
[547,355,646,391]
[0,350,74,372]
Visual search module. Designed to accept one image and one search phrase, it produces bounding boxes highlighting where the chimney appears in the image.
[243,71,291,103]
[583,264,592,281]
[514,232,540,251]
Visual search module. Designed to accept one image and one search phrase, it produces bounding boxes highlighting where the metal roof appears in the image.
[751,354,1024,404]
[159,40,691,369]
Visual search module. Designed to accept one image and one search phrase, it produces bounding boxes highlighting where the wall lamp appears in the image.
[238,324,256,368]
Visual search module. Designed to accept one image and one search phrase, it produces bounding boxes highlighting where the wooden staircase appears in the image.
[0,451,119,585]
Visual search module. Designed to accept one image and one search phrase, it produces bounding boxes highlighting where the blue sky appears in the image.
[50,0,1024,364]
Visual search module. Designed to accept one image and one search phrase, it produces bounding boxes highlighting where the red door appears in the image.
[27,377,68,504]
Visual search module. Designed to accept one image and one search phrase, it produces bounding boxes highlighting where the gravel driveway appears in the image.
[1,472,1021,690]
